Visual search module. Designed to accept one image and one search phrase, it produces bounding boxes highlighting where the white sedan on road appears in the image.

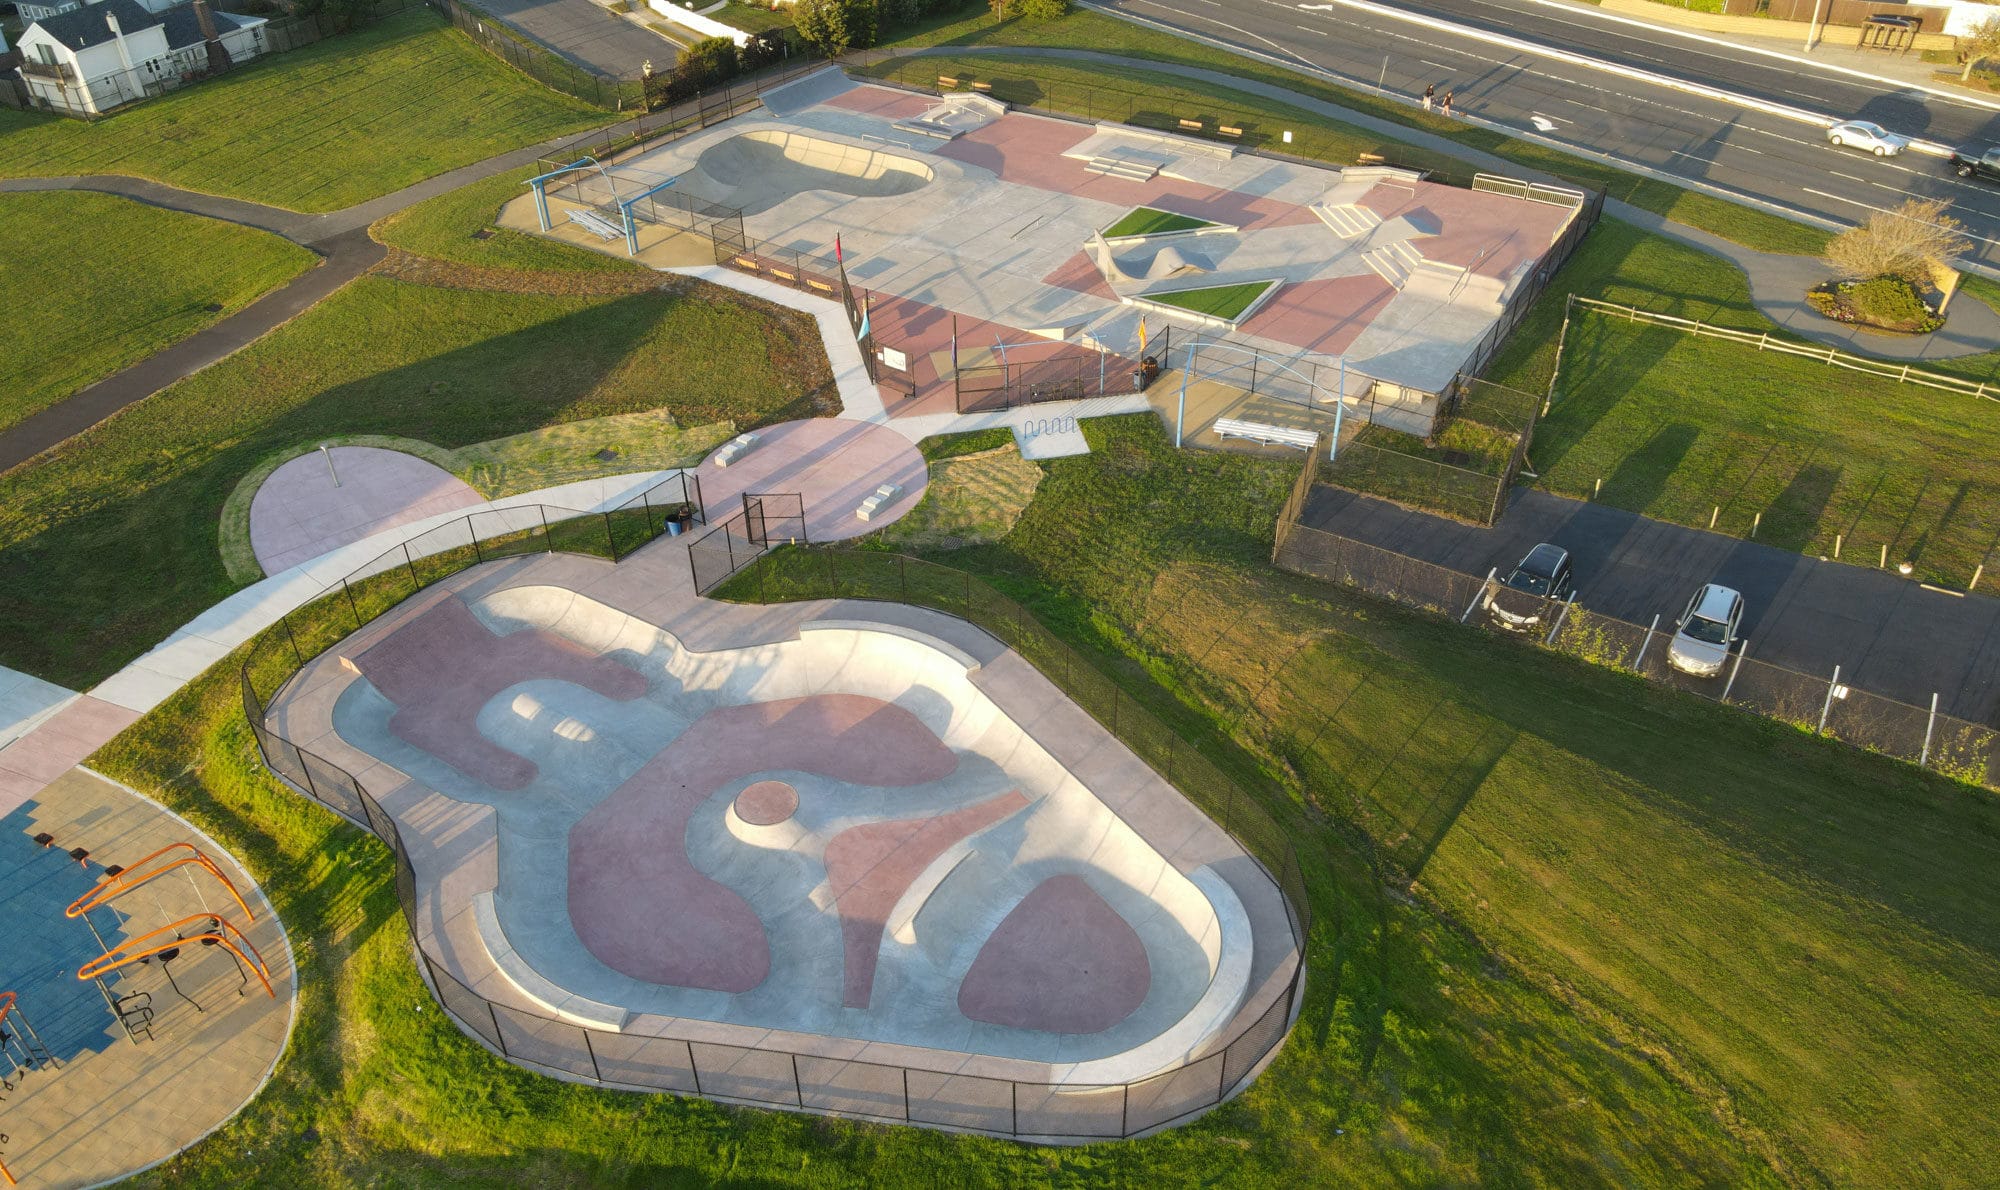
[1826,120,1909,157]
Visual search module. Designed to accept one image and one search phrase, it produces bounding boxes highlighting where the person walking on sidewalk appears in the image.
[1441,89,1454,118]
[1423,83,1435,112]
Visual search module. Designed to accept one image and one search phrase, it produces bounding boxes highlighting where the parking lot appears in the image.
[1302,486,2000,724]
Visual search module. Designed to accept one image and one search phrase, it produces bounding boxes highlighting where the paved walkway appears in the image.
[1303,485,2000,723]
[878,46,2000,359]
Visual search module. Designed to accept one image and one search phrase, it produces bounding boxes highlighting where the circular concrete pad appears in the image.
[250,447,483,574]
[695,419,926,541]
[735,780,798,825]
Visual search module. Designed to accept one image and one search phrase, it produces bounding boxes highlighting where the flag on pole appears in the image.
[1138,316,1149,354]
[950,315,958,373]
[857,290,871,341]
[835,234,843,264]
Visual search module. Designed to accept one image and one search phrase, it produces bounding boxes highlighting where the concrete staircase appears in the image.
[1361,239,1423,289]
[1312,201,1381,240]
[1084,155,1161,181]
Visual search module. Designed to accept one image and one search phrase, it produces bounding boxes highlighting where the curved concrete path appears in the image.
[0,110,649,476]
[873,46,2000,360]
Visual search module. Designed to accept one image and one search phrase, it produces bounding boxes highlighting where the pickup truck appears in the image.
[1949,146,2000,181]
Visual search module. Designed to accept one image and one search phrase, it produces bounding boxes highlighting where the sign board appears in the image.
[878,347,909,372]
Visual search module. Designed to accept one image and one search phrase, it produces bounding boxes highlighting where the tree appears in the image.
[1824,197,1972,284]
[794,0,876,56]
[988,0,1008,21]
[677,36,739,87]
[1964,14,2000,80]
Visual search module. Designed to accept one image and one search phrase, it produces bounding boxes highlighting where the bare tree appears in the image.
[1964,15,2000,80]
[1824,197,1972,284]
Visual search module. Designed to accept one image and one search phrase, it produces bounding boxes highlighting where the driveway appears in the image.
[475,0,681,78]
[1301,486,2000,724]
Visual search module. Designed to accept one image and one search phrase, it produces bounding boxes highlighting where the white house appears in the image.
[16,0,267,116]
[18,0,183,24]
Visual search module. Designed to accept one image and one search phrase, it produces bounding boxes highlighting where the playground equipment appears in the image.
[78,914,276,1005]
[66,842,254,925]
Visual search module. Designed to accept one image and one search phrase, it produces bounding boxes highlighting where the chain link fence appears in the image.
[238,537,1310,1140]
[1274,522,2000,789]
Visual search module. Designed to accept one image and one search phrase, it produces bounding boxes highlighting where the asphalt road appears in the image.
[1091,0,2000,268]
[1302,485,2000,724]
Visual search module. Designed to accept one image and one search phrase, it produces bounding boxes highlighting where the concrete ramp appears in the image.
[757,65,857,117]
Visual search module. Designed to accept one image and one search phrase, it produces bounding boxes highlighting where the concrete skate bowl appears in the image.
[692,130,935,216]
[292,583,1297,1134]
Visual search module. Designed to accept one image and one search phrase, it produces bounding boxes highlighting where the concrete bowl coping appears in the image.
[474,890,631,1030]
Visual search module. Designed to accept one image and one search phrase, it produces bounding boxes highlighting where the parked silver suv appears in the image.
[1667,583,1743,677]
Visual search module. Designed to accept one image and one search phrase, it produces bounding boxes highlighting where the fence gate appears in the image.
[709,210,750,268]
[742,492,807,547]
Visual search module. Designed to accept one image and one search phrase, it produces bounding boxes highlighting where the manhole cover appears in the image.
[471,228,495,240]
[595,448,619,462]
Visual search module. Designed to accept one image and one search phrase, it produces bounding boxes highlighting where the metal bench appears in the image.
[1211,418,1316,450]
[567,209,621,241]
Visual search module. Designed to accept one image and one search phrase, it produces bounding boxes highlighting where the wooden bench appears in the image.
[567,209,621,241]
[1179,118,1204,132]
[1218,124,1244,139]
[937,75,959,88]
[1212,418,1316,451]
[1356,152,1386,164]
[970,80,993,92]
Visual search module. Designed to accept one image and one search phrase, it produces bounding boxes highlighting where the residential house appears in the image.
[16,0,267,115]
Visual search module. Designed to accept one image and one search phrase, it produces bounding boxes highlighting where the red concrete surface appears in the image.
[350,598,646,791]
[1358,182,1570,280]
[958,874,1151,1034]
[933,112,1317,232]
[693,418,928,540]
[735,780,798,826]
[823,790,1030,1008]
[1237,273,1398,356]
[569,694,957,993]
[819,86,938,121]
[864,293,1141,419]
[1040,251,1118,303]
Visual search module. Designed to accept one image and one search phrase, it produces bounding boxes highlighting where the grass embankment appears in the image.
[0,273,829,690]
[1487,219,2000,584]
[1102,206,1217,237]
[0,10,609,212]
[875,10,1831,254]
[0,192,314,432]
[720,0,797,34]
[1143,281,1274,321]
[94,416,1780,1188]
[878,442,1043,550]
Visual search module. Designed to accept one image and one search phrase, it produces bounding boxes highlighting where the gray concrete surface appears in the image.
[473,0,679,79]
[1303,484,2000,722]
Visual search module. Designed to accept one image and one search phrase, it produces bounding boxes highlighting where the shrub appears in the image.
[1015,0,1068,17]
[1847,275,1937,328]
[738,29,786,71]
[794,0,875,54]
[880,0,922,27]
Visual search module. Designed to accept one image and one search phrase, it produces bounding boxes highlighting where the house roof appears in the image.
[28,0,162,52]
[158,3,253,50]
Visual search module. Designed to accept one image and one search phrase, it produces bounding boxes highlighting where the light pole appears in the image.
[1804,0,1827,51]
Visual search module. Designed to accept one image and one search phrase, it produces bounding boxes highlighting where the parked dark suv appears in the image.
[1949,146,2000,181]
[1484,543,1575,632]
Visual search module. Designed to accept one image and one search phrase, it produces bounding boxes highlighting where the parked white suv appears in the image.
[1667,583,1743,677]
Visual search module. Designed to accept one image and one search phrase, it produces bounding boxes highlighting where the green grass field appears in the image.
[0,192,315,432]
[1486,219,2000,585]
[1145,280,1274,321]
[1102,206,1217,237]
[0,273,829,689]
[0,11,609,212]
[879,12,1831,255]
[370,165,646,275]
[90,413,2000,1185]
